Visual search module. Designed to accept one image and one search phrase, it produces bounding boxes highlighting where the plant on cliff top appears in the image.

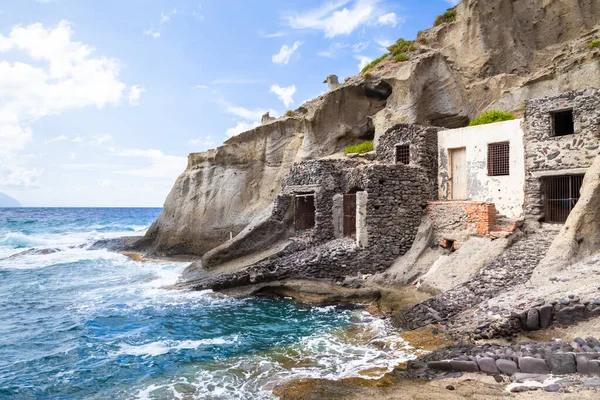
[469,110,515,126]
[360,53,389,76]
[590,40,600,50]
[344,141,374,155]
[389,38,417,56]
[394,54,409,62]
[285,110,293,117]
[434,9,457,26]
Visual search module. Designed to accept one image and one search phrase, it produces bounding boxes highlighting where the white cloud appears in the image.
[270,84,296,108]
[272,41,303,65]
[318,42,350,58]
[0,20,127,189]
[352,41,369,53]
[285,0,400,38]
[89,134,113,146]
[377,12,398,26]
[445,0,460,5]
[193,84,209,89]
[144,29,160,38]
[355,55,373,70]
[128,85,146,106]
[226,105,270,121]
[46,134,68,143]
[0,163,42,188]
[375,37,393,51]
[189,136,216,148]
[260,31,286,38]
[116,148,187,179]
[225,121,260,138]
[144,8,177,39]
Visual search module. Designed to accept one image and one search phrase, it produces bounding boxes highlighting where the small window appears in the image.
[487,142,510,176]
[552,109,575,137]
[395,145,410,165]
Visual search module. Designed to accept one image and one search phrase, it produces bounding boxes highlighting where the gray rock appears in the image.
[449,360,479,373]
[544,384,561,392]
[583,378,600,387]
[477,357,499,374]
[511,373,549,383]
[576,354,600,375]
[518,357,549,374]
[427,361,452,371]
[538,305,554,328]
[496,359,519,376]
[526,308,540,330]
[546,353,577,375]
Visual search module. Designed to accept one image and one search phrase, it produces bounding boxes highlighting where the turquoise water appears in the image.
[0,208,414,399]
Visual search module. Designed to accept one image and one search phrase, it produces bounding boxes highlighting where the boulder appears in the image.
[546,353,577,375]
[477,357,499,374]
[496,359,519,376]
[518,357,549,374]
[449,360,480,373]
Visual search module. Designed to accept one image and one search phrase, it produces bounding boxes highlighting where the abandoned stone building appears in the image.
[190,89,600,289]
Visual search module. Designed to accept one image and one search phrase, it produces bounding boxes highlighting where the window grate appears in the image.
[543,175,584,223]
[487,142,510,176]
[395,145,410,165]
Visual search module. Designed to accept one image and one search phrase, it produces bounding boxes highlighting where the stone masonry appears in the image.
[523,88,600,220]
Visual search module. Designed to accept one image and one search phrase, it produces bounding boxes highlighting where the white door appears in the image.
[450,147,467,200]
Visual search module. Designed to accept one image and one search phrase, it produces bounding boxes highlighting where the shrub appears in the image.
[394,54,409,62]
[589,40,600,50]
[434,9,457,26]
[361,53,389,76]
[469,110,515,126]
[389,38,416,56]
[344,141,374,155]
[285,110,293,117]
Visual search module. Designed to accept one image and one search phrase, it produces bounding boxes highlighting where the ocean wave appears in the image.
[115,337,239,357]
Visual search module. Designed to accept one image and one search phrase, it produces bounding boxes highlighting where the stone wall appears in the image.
[427,201,497,247]
[187,159,433,289]
[376,124,440,199]
[523,89,600,220]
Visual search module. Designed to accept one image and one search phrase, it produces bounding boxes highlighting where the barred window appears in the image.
[487,142,510,176]
[395,145,410,165]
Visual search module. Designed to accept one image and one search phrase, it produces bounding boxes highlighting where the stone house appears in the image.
[523,88,600,223]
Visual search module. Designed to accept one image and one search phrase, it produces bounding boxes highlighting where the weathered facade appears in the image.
[437,119,526,219]
[523,89,600,223]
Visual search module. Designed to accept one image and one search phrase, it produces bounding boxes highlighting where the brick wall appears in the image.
[427,201,497,246]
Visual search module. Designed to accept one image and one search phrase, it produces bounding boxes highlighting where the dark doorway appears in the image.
[543,175,584,223]
[552,109,575,137]
[343,193,357,238]
[295,194,315,231]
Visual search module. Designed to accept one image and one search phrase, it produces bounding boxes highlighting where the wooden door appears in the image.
[343,194,356,237]
[450,148,467,200]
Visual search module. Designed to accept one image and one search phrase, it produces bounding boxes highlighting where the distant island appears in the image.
[0,192,21,207]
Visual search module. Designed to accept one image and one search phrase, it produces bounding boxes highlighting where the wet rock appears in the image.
[518,357,549,374]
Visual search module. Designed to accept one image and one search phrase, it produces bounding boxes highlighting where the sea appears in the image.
[0,208,416,400]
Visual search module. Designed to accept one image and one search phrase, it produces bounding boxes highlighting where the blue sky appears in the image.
[0,0,457,207]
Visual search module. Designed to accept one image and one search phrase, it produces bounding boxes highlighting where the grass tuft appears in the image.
[589,39,600,50]
[285,110,293,117]
[434,9,457,26]
[360,53,389,76]
[469,110,515,126]
[394,54,409,62]
[344,141,374,155]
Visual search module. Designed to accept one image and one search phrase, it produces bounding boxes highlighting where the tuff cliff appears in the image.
[136,0,600,262]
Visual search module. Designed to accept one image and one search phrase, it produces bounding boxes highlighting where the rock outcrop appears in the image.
[136,0,600,270]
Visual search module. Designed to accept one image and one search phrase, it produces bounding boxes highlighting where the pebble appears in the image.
[445,385,455,391]
[543,384,561,392]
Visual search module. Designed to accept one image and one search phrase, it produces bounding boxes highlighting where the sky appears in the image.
[0,0,458,207]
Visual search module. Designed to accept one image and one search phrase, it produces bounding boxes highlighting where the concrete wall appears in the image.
[438,119,525,219]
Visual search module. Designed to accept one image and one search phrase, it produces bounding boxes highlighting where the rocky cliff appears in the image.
[136,0,600,260]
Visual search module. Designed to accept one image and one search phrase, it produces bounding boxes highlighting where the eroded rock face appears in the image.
[138,0,600,262]
[135,83,389,257]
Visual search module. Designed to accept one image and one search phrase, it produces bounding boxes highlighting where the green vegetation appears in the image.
[394,54,409,62]
[469,110,515,126]
[344,141,374,155]
[416,31,427,44]
[360,53,389,76]
[285,110,293,117]
[589,39,600,50]
[389,38,416,56]
[434,9,457,26]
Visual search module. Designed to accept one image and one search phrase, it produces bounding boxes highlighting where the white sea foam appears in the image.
[116,337,238,357]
